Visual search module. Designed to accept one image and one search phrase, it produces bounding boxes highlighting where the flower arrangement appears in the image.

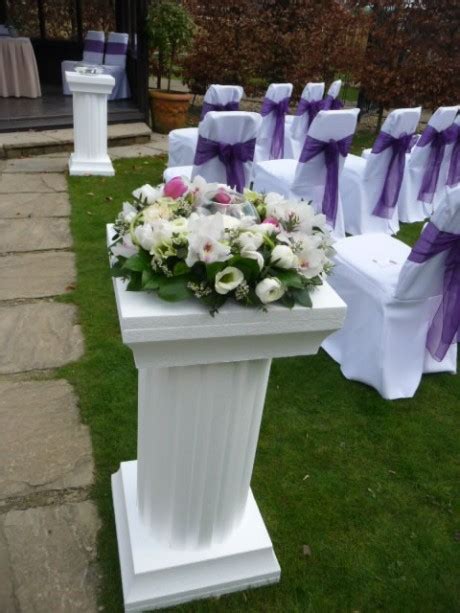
[109,176,333,313]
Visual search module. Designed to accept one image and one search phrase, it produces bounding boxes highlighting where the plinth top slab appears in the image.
[108,225,346,366]
[65,71,115,94]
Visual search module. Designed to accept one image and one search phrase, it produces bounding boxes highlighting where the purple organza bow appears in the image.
[408,221,460,361]
[200,100,239,120]
[417,124,457,203]
[260,96,290,159]
[193,135,256,192]
[447,124,460,187]
[299,133,353,227]
[296,99,325,126]
[372,131,414,219]
[323,94,344,110]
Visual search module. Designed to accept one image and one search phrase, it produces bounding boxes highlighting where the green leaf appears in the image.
[157,276,192,302]
[126,273,143,291]
[173,261,190,277]
[293,288,312,308]
[275,270,305,289]
[281,292,296,309]
[122,252,151,272]
[229,256,260,280]
[141,269,161,290]
[206,261,226,281]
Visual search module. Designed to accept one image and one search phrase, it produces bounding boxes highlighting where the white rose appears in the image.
[132,184,162,204]
[238,231,264,251]
[241,249,265,271]
[134,224,155,251]
[255,278,285,304]
[264,192,285,207]
[215,266,245,295]
[270,245,299,269]
[120,202,137,223]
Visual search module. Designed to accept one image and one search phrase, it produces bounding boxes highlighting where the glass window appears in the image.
[6,0,40,38]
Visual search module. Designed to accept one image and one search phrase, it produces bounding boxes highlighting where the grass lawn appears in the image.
[63,152,459,612]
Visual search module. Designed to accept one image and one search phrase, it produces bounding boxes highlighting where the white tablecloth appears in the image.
[0,37,41,98]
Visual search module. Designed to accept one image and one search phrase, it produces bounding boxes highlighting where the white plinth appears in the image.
[108,225,347,611]
[66,71,115,176]
[113,461,280,611]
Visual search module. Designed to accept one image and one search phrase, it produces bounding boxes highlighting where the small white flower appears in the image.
[241,249,265,271]
[238,231,264,252]
[264,192,286,207]
[132,184,162,204]
[134,224,155,251]
[215,266,244,295]
[297,235,327,279]
[255,278,285,304]
[111,234,137,258]
[120,202,137,223]
[270,245,299,269]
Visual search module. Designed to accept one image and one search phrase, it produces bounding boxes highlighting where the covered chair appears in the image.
[61,30,105,95]
[102,32,130,100]
[284,82,325,159]
[254,83,293,162]
[168,85,244,168]
[398,105,459,223]
[252,109,359,238]
[323,79,343,110]
[322,185,460,400]
[340,107,421,235]
[164,111,262,192]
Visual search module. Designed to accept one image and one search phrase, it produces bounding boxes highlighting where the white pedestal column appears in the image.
[109,227,347,611]
[66,71,115,176]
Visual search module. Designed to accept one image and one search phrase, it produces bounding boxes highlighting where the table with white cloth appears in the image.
[0,37,41,98]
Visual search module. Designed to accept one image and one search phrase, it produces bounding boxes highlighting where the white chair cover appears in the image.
[322,185,460,400]
[254,83,293,163]
[285,82,325,159]
[103,32,130,100]
[340,107,421,235]
[62,30,105,95]
[164,111,262,188]
[168,85,245,167]
[398,105,459,222]
[252,109,359,239]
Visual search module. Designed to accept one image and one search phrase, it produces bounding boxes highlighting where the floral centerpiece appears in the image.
[109,176,333,313]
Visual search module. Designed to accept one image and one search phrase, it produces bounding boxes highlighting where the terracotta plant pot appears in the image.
[149,90,192,134]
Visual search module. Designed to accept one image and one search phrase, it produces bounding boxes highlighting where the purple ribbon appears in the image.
[408,221,460,361]
[105,41,127,56]
[299,133,353,227]
[447,124,460,187]
[296,98,325,126]
[200,100,239,120]
[417,124,457,203]
[84,39,104,54]
[372,131,414,219]
[260,96,290,159]
[193,135,256,192]
[323,94,344,110]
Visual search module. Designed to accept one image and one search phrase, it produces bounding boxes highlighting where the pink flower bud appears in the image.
[213,189,232,205]
[164,176,188,198]
[264,216,280,227]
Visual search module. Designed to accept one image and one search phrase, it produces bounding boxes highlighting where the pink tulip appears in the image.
[164,176,188,198]
[213,189,232,205]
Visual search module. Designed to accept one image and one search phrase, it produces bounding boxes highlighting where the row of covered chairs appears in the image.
[168,81,344,168]
[61,30,130,100]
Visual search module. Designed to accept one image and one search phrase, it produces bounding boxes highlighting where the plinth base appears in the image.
[68,154,115,176]
[112,461,280,612]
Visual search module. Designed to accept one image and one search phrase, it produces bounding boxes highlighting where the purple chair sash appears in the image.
[447,124,460,187]
[200,100,239,120]
[408,221,460,361]
[417,124,457,203]
[299,133,353,227]
[105,41,127,55]
[296,99,324,126]
[372,131,414,219]
[193,135,256,193]
[323,94,344,110]
[84,39,104,54]
[260,96,290,159]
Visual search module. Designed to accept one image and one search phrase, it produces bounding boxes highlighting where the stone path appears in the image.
[0,137,168,611]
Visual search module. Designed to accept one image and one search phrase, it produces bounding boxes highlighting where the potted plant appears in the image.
[147,0,195,134]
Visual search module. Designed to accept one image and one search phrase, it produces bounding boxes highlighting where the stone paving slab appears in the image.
[0,172,67,193]
[3,156,68,174]
[0,192,70,219]
[0,252,76,300]
[0,501,100,612]
[0,380,94,500]
[0,302,84,373]
[0,218,72,253]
